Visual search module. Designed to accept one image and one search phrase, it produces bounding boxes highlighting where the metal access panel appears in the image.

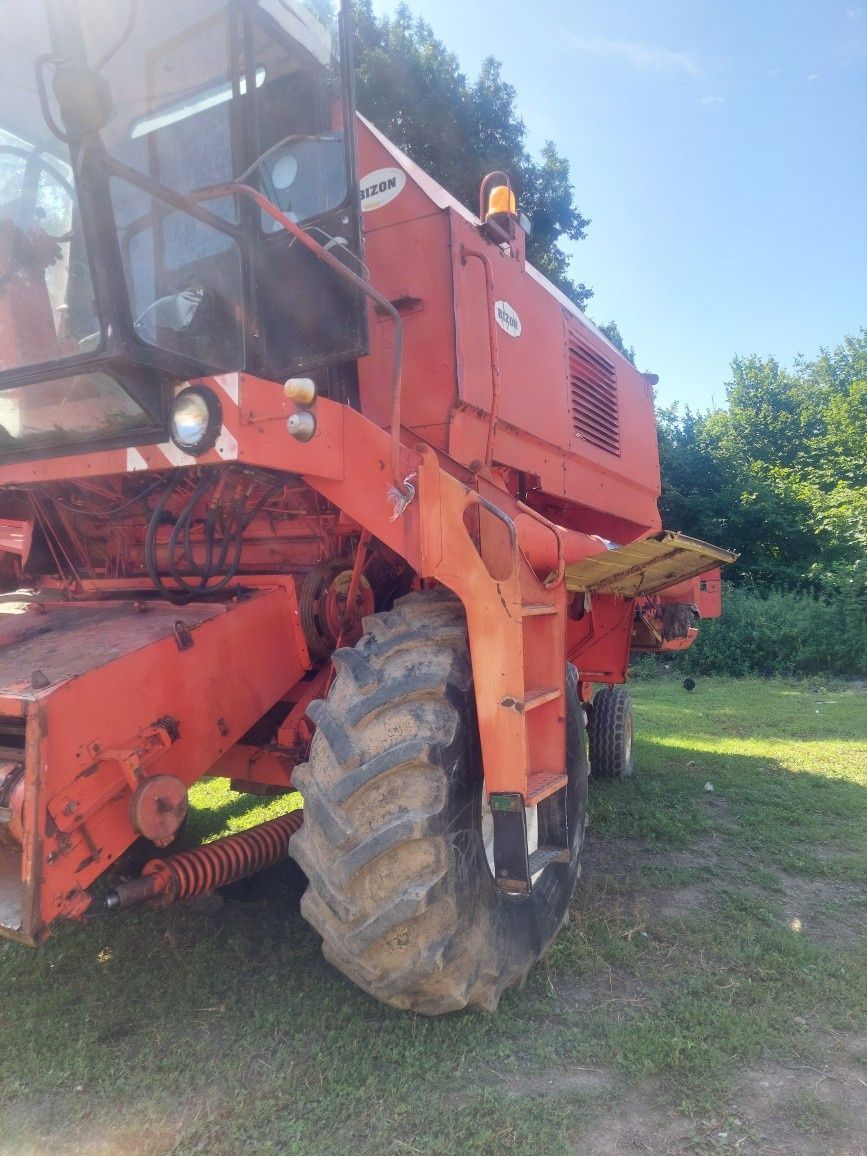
[564,531,738,599]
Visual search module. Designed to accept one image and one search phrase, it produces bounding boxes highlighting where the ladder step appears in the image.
[521,602,558,617]
[525,771,568,805]
[522,687,561,711]
[528,844,570,874]
[499,688,562,714]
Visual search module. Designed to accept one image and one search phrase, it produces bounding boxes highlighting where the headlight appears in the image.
[169,386,222,454]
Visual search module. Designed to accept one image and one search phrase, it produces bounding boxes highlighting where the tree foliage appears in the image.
[674,584,867,677]
[352,1,592,309]
[658,329,867,604]
[598,320,636,365]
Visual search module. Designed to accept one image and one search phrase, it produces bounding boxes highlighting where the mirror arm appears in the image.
[34,55,71,144]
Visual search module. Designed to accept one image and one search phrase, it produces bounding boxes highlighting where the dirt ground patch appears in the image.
[777,873,865,947]
[554,820,867,1155]
[576,829,719,927]
[577,1087,695,1155]
[719,1033,867,1156]
[565,1040,866,1156]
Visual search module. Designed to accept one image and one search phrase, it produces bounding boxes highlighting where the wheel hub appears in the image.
[299,558,375,658]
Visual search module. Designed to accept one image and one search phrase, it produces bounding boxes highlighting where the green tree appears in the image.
[598,320,635,365]
[352,1,592,309]
[657,330,867,595]
[718,354,832,475]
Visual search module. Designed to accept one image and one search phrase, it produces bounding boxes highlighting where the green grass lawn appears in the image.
[1,678,865,1155]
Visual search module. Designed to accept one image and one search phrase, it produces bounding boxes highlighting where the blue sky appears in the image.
[369,0,867,409]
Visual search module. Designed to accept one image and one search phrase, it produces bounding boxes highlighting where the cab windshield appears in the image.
[76,0,347,369]
[0,0,350,454]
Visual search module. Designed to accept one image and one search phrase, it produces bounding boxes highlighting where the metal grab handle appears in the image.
[192,182,409,497]
[516,500,566,588]
[460,245,502,468]
[463,490,520,582]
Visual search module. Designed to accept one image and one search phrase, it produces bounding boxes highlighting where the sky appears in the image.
[369,0,867,409]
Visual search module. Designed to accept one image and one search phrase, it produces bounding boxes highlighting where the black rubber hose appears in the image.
[181,471,223,579]
[172,479,246,597]
[168,472,217,592]
[144,473,192,605]
[146,471,281,603]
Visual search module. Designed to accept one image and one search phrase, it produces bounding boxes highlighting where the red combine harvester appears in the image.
[0,0,734,1013]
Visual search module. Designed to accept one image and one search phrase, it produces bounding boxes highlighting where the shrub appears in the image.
[673,584,867,677]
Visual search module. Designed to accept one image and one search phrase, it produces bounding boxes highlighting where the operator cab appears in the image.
[0,0,366,460]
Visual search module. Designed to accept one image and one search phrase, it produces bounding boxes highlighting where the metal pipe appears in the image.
[334,528,372,651]
[191,183,409,497]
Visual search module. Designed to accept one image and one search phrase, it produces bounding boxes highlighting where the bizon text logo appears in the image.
[359,167,406,212]
[494,300,522,338]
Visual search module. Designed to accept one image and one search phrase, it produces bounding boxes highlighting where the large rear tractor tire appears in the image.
[290,589,588,1014]
[587,686,634,780]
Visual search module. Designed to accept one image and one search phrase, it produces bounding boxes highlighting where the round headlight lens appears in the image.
[170,388,220,453]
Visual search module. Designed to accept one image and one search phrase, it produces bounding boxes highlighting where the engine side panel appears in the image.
[355,117,661,542]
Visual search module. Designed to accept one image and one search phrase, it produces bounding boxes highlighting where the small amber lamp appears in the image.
[485,184,517,220]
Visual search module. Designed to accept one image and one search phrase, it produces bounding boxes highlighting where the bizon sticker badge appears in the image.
[359,167,406,212]
[494,300,522,338]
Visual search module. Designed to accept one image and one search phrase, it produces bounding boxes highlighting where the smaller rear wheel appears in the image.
[587,687,634,780]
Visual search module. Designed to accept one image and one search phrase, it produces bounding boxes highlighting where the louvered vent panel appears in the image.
[567,324,621,455]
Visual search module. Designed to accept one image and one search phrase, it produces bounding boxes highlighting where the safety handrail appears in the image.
[462,490,520,583]
[460,245,502,468]
[516,500,566,588]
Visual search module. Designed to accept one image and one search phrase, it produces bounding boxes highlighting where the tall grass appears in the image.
[674,584,867,677]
